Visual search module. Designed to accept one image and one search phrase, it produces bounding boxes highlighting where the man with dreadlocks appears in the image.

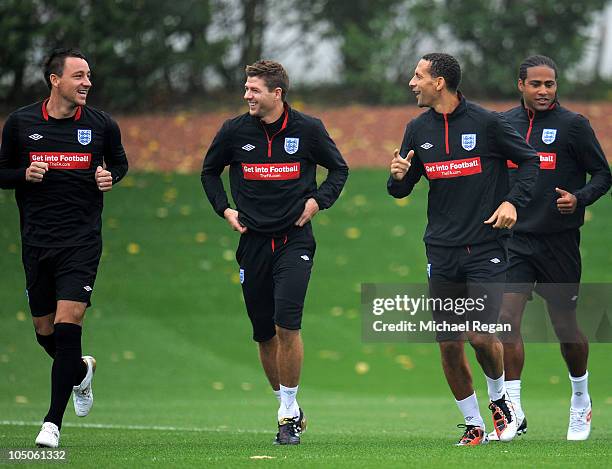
[489,55,610,442]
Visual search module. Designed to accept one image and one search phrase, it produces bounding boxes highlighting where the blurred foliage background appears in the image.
[1,0,611,112]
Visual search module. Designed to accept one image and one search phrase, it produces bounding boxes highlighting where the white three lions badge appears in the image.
[77,129,92,145]
[461,134,476,151]
[542,128,557,144]
[284,137,299,155]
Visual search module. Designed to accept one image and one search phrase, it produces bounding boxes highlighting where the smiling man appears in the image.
[0,48,128,447]
[488,55,611,442]
[387,53,540,445]
[201,60,348,445]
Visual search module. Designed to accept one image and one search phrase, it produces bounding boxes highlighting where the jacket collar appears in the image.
[520,97,558,120]
[429,91,467,120]
[249,102,291,125]
[41,98,82,121]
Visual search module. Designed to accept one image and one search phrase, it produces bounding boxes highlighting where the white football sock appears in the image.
[486,372,506,402]
[505,380,525,422]
[456,392,485,429]
[273,389,281,403]
[278,384,300,420]
[569,371,590,409]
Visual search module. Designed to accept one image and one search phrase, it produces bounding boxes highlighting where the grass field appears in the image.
[1,169,611,467]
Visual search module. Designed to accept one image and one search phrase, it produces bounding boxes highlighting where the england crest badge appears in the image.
[542,128,557,144]
[461,133,476,151]
[77,129,92,145]
[284,137,299,155]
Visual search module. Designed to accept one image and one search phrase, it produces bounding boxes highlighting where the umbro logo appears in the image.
[420,142,433,150]
[300,255,310,261]
[242,144,255,151]
[83,286,93,292]
[29,133,43,140]
[490,258,501,264]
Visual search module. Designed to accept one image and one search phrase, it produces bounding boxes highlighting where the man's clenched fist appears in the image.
[95,165,113,192]
[25,161,48,182]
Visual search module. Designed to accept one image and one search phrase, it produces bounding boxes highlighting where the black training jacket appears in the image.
[0,100,128,247]
[201,104,349,235]
[388,95,539,247]
[504,100,611,234]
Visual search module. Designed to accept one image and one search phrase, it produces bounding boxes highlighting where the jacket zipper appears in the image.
[261,109,289,158]
[443,113,449,155]
[525,109,535,143]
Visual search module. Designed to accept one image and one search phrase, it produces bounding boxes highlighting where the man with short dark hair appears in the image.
[0,48,128,447]
[201,60,348,445]
[488,55,611,442]
[388,52,540,445]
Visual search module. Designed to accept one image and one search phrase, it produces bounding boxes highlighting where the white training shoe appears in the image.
[35,422,60,448]
[489,396,518,442]
[73,355,96,417]
[488,415,527,441]
[567,403,592,441]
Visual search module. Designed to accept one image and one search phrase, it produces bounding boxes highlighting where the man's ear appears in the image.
[517,79,525,93]
[49,74,60,89]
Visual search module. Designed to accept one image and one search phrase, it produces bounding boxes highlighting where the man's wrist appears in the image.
[215,205,230,218]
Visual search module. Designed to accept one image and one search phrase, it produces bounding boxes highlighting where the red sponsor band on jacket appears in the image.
[538,152,556,169]
[242,162,301,180]
[30,152,92,169]
[424,157,482,179]
[507,152,556,170]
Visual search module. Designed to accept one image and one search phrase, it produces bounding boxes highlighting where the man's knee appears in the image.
[276,325,300,342]
[498,324,521,344]
[553,324,585,344]
[54,300,87,325]
[467,331,499,349]
[548,307,583,343]
[438,340,465,363]
[32,314,55,335]
[496,293,529,342]
[258,334,278,350]
[499,293,528,324]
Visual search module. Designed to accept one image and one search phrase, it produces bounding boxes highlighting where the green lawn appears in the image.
[1,169,611,467]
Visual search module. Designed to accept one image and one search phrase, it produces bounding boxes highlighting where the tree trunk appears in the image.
[592,11,607,81]
[240,0,266,69]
